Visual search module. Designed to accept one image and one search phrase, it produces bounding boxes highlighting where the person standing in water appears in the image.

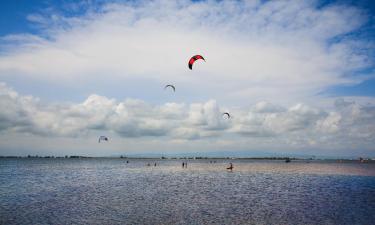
[227,163,233,171]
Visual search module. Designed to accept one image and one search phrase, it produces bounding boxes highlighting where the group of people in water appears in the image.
[143,161,234,170]
[141,160,235,170]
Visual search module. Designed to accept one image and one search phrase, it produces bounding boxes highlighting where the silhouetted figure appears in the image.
[126,161,129,163]
[154,163,157,167]
[227,163,233,171]
[182,162,185,168]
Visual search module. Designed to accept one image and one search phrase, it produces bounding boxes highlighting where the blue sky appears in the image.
[0,0,95,36]
[0,0,374,157]
[0,0,374,100]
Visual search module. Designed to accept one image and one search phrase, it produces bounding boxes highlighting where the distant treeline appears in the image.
[0,155,92,159]
[0,155,297,160]
[0,155,373,161]
[0,155,290,159]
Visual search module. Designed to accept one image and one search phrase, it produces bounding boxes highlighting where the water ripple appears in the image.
[0,159,374,225]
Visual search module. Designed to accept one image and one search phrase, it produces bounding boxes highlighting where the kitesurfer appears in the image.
[227,163,233,171]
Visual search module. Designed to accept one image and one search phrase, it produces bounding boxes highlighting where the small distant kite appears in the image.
[98,136,109,143]
[222,112,231,119]
[188,55,205,70]
[164,84,176,92]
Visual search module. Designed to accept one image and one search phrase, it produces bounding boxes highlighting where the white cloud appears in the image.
[253,101,285,113]
[0,0,372,106]
[0,82,374,155]
[0,83,229,139]
[187,100,229,131]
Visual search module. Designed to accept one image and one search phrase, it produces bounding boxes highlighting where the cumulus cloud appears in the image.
[0,82,229,139]
[0,82,374,153]
[0,83,34,131]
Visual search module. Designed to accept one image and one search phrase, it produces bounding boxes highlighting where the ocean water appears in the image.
[0,158,374,225]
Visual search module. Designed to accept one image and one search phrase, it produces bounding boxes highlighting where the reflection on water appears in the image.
[0,159,374,225]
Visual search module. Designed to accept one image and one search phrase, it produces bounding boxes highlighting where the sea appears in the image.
[0,158,374,225]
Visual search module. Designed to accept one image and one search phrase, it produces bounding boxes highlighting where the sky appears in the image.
[0,0,374,157]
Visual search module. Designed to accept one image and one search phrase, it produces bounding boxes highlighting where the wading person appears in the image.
[227,163,233,171]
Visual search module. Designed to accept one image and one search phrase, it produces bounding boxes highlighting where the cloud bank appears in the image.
[0,82,374,155]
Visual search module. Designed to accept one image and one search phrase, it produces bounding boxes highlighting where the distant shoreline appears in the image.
[0,155,374,162]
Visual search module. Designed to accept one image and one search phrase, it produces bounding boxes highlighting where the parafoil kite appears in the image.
[222,112,231,119]
[188,55,205,70]
[164,84,175,92]
[98,136,109,143]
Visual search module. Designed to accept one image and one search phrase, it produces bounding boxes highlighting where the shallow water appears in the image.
[0,159,374,225]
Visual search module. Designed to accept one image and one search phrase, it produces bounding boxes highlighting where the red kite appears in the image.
[188,55,205,70]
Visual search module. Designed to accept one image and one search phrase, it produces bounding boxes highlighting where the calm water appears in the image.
[0,159,374,225]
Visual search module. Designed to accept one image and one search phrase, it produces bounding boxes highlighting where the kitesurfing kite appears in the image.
[188,55,205,70]
[222,112,231,119]
[164,84,175,92]
[98,136,109,143]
